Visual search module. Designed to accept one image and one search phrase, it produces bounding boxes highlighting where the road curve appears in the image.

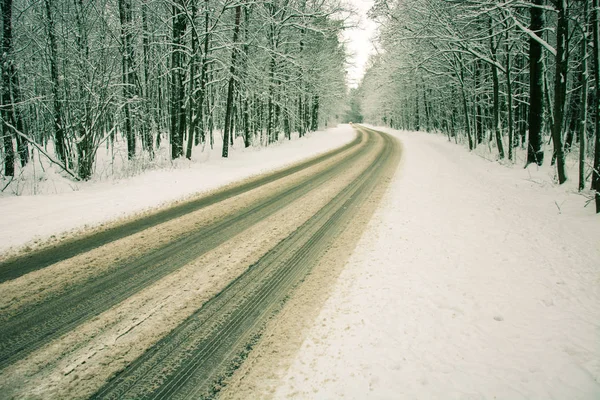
[0,130,369,369]
[91,126,400,399]
[0,126,401,400]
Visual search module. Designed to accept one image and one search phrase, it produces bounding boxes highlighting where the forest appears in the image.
[358,0,600,212]
[0,0,347,181]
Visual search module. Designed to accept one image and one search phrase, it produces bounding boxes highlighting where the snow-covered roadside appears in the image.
[273,128,600,399]
[0,125,355,253]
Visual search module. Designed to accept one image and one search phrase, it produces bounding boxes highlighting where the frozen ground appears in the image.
[0,126,355,253]
[273,127,600,399]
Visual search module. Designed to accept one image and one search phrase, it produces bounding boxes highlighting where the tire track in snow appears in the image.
[90,127,400,399]
[0,131,371,370]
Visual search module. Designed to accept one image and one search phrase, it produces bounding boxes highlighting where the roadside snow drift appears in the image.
[274,128,600,399]
[0,126,355,253]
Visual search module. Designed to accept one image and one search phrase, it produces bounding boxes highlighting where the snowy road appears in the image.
[0,126,401,399]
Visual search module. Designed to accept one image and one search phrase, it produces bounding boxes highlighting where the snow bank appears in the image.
[274,128,600,399]
[0,125,355,253]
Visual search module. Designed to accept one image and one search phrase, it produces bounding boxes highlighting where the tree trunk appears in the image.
[141,1,154,156]
[1,0,15,177]
[242,6,251,148]
[44,0,67,166]
[552,0,568,184]
[579,0,589,191]
[490,19,505,159]
[196,0,210,146]
[1,0,29,175]
[118,0,136,160]
[592,0,600,211]
[415,86,420,131]
[297,94,305,136]
[274,93,281,139]
[208,78,214,149]
[458,63,473,150]
[422,81,430,131]
[506,41,514,161]
[527,0,545,166]
[311,94,319,131]
[304,93,310,135]
[73,0,94,180]
[267,56,275,143]
[244,95,250,147]
[185,1,199,160]
[284,103,291,140]
[170,1,187,159]
[475,61,484,144]
[222,5,241,158]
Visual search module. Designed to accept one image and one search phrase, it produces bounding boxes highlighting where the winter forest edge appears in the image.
[355,0,600,212]
[1,0,347,185]
[1,0,600,213]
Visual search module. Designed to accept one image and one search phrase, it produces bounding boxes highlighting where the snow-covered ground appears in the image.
[274,127,600,399]
[0,125,355,253]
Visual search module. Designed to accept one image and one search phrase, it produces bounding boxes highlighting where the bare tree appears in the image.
[222,5,242,158]
[592,0,600,212]
[170,0,188,159]
[1,0,29,176]
[551,0,568,184]
[527,0,545,166]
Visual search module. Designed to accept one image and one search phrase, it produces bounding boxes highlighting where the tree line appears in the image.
[1,0,347,181]
[360,0,600,213]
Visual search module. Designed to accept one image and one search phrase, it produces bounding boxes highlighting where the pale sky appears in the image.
[343,0,378,88]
